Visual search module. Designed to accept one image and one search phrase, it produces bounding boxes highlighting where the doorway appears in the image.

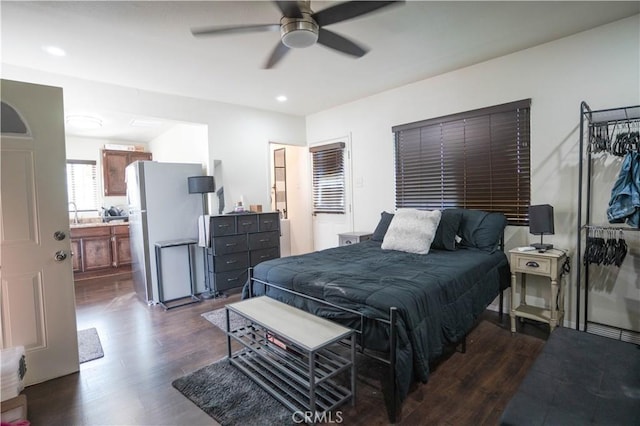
[269,142,313,256]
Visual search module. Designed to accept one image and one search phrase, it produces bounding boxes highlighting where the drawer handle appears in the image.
[218,224,229,228]
[226,260,238,265]
[525,261,539,268]
[260,255,269,259]
[263,220,273,224]
[241,222,252,226]
[227,277,239,282]
[225,243,237,247]
[259,238,270,243]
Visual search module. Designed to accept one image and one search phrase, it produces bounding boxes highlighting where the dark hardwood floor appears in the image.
[24,274,547,425]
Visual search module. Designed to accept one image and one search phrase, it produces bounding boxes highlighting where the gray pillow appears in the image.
[371,211,394,242]
[430,209,463,251]
[454,209,507,252]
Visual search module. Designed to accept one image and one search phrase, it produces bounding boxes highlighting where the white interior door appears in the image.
[1,79,79,385]
[310,136,353,251]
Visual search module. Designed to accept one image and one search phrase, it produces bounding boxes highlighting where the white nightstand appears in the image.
[509,248,568,333]
[338,232,372,246]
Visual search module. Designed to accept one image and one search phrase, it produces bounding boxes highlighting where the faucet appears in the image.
[68,202,79,224]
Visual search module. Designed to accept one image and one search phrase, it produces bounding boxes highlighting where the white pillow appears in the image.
[381,209,442,254]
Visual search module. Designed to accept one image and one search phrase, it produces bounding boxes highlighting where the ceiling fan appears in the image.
[191,1,404,68]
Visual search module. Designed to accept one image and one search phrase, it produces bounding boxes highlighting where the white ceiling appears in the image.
[2,1,639,142]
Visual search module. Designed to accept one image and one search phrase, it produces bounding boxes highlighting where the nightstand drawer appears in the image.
[338,232,372,246]
[512,255,552,276]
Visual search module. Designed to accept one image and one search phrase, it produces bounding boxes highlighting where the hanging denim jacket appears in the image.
[607,151,640,227]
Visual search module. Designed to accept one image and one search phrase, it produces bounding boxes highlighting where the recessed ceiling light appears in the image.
[276,95,287,102]
[130,118,162,128]
[42,45,66,57]
[65,115,102,130]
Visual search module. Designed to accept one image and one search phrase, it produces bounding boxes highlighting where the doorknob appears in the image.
[54,250,68,262]
[54,231,66,241]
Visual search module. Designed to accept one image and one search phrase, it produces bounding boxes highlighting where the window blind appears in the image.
[310,142,346,214]
[66,160,99,211]
[392,99,531,225]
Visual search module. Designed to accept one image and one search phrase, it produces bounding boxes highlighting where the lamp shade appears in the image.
[188,176,215,194]
[529,204,554,235]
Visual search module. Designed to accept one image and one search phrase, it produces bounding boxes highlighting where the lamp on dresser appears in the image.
[529,204,554,251]
[188,175,218,299]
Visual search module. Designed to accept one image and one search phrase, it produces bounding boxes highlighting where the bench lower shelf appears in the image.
[225,299,356,416]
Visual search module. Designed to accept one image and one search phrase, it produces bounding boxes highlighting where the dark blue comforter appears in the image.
[244,240,510,404]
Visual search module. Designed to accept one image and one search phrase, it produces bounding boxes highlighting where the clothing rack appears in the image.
[576,102,640,332]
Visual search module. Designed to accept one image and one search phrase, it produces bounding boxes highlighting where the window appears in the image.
[310,142,346,214]
[66,160,98,211]
[392,99,531,225]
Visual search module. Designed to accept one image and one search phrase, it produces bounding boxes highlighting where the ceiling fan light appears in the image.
[282,29,318,48]
[66,115,102,130]
[280,16,319,49]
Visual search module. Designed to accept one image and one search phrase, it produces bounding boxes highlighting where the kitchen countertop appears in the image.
[70,221,128,228]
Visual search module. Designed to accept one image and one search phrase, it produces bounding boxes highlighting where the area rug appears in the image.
[201,308,249,332]
[172,358,294,426]
[77,328,104,363]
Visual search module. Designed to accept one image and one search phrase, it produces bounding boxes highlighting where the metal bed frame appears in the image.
[246,239,507,423]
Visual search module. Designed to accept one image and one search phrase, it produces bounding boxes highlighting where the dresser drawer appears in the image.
[211,252,248,273]
[511,254,552,276]
[212,269,248,291]
[236,215,259,234]
[210,216,236,237]
[250,247,280,267]
[212,234,248,255]
[248,231,280,250]
[258,213,280,232]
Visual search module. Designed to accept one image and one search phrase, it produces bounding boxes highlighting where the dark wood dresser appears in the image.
[208,212,280,292]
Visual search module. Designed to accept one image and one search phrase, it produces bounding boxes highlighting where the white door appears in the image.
[1,79,79,385]
[310,136,353,251]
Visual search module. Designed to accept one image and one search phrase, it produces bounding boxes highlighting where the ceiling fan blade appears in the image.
[317,28,368,58]
[312,1,402,27]
[273,1,303,18]
[191,23,280,37]
[264,42,290,69]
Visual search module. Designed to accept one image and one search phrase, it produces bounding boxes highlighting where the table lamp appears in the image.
[529,204,554,251]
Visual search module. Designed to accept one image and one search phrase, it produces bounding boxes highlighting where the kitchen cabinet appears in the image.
[70,239,82,273]
[102,149,152,196]
[70,224,131,279]
[111,225,131,267]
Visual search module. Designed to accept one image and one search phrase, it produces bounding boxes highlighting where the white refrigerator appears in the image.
[126,161,204,304]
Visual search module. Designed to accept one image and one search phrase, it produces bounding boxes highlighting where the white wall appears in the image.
[306,15,640,329]
[149,122,208,167]
[3,65,307,216]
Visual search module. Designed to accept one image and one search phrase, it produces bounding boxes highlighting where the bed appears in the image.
[243,208,511,421]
